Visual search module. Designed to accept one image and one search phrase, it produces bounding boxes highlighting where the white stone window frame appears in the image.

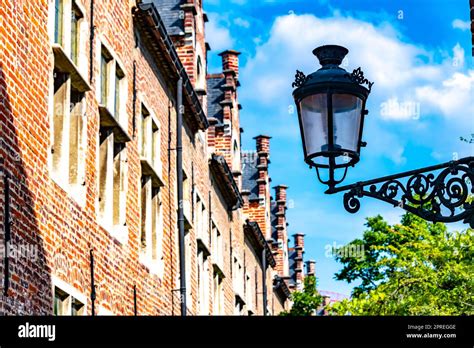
[139,174,164,278]
[97,128,129,245]
[48,0,89,78]
[52,276,87,316]
[197,247,210,315]
[213,271,224,315]
[211,221,223,271]
[194,190,209,249]
[138,99,164,183]
[245,272,253,313]
[96,38,129,134]
[232,255,244,299]
[48,0,89,207]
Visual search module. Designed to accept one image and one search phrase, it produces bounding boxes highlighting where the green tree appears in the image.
[330,213,474,315]
[280,275,323,316]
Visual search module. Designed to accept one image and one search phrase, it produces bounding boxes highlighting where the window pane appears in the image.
[69,87,84,186]
[100,51,109,105]
[140,175,150,251]
[332,94,362,152]
[52,69,69,175]
[113,142,125,226]
[54,287,69,316]
[114,65,124,119]
[71,297,84,316]
[54,0,63,45]
[71,3,82,66]
[299,94,328,157]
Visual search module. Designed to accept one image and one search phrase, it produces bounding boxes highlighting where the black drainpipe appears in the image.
[132,61,137,137]
[262,248,267,316]
[176,77,186,316]
[3,173,10,297]
[133,284,137,315]
[88,0,95,84]
[167,101,174,314]
[90,249,96,316]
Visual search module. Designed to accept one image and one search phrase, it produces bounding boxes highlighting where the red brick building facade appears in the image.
[0,0,310,316]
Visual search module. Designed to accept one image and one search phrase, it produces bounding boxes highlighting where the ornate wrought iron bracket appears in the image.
[325,157,474,227]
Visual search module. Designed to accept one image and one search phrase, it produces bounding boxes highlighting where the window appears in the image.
[97,45,130,239]
[54,0,64,46]
[98,129,128,241]
[140,175,163,275]
[99,44,127,131]
[182,172,192,226]
[53,285,85,316]
[197,248,210,315]
[50,0,88,202]
[233,257,244,298]
[211,223,223,269]
[195,195,209,247]
[139,104,162,177]
[52,0,86,73]
[100,48,112,106]
[185,228,192,306]
[232,139,240,172]
[234,299,244,316]
[196,55,205,90]
[51,70,87,198]
[245,273,253,313]
[71,2,83,66]
[213,272,224,315]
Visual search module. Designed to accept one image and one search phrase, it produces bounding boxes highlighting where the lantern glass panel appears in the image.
[332,94,362,153]
[300,93,328,157]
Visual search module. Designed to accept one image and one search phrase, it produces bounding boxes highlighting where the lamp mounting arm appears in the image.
[325,157,474,227]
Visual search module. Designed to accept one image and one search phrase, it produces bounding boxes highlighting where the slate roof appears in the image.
[148,0,184,36]
[241,151,259,200]
[288,247,297,286]
[207,76,225,124]
[270,200,278,240]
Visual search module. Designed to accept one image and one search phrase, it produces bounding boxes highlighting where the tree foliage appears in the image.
[330,213,474,315]
[280,275,323,316]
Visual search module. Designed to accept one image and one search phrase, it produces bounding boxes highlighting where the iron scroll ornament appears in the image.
[292,70,310,88]
[346,67,374,92]
[326,157,474,227]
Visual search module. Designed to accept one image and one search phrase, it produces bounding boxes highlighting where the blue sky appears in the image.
[204,0,474,295]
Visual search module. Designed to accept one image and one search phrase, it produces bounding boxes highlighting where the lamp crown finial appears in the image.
[312,45,348,67]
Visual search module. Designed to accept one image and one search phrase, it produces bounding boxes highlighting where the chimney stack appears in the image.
[254,135,271,203]
[293,233,305,289]
[274,185,289,276]
[219,50,240,79]
[306,260,316,276]
[275,185,288,203]
[294,233,305,250]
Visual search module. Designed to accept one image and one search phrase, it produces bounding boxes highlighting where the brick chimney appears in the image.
[274,185,289,277]
[293,233,305,289]
[209,50,242,173]
[219,50,240,80]
[255,135,271,200]
[306,260,316,277]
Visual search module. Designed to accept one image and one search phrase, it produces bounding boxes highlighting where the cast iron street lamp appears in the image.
[292,45,474,227]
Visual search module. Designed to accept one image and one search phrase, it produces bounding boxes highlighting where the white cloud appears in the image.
[416,71,474,119]
[234,17,250,28]
[206,13,235,51]
[240,13,474,165]
[452,43,465,67]
[452,19,470,31]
